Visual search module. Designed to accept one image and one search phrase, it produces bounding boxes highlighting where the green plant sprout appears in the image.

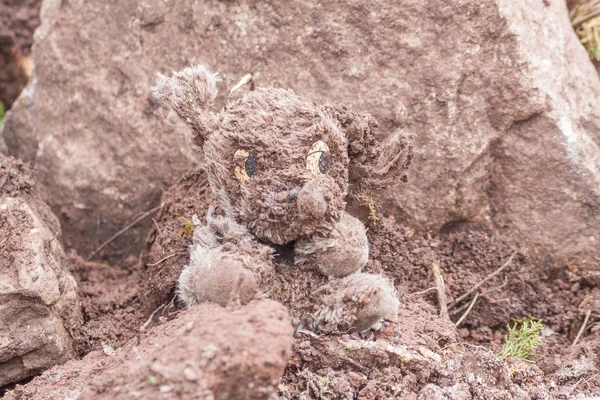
[497,318,542,362]
[179,217,194,238]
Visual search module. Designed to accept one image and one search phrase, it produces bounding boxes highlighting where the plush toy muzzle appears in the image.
[236,169,344,245]
[296,180,328,220]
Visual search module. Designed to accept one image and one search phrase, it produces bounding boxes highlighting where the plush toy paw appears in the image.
[312,272,399,333]
[177,209,274,308]
[178,245,258,307]
[295,212,369,277]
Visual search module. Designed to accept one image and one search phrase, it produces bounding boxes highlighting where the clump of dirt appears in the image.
[4,300,293,400]
[365,221,552,341]
[366,218,600,379]
[0,0,40,109]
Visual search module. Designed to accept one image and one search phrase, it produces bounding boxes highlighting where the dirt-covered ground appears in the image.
[1,167,598,398]
[37,169,592,399]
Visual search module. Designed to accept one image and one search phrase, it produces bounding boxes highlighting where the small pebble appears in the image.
[570,282,580,293]
[183,367,197,381]
[101,342,116,356]
[160,385,172,393]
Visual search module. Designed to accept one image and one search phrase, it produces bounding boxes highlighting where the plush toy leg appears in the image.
[312,272,399,333]
[295,211,369,277]
[178,245,259,307]
[177,210,274,308]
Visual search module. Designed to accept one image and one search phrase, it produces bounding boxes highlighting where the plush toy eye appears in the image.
[306,140,331,174]
[234,149,257,182]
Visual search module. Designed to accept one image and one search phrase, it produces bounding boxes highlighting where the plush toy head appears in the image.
[154,65,413,245]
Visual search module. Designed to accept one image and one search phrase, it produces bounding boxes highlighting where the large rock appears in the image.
[4,300,293,400]
[0,155,81,386]
[3,0,599,264]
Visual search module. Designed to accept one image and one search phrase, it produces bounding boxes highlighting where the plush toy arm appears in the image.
[295,212,369,277]
[177,208,274,308]
[322,104,415,200]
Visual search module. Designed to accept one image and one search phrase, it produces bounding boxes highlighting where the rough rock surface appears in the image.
[3,0,599,265]
[3,300,293,400]
[0,154,81,387]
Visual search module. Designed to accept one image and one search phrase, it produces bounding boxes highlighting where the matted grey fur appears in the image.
[154,65,414,332]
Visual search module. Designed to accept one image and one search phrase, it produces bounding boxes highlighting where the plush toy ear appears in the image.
[323,104,415,200]
[152,65,220,148]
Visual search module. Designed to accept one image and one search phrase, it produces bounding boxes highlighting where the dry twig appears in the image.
[432,261,448,317]
[450,298,473,317]
[455,293,479,327]
[296,329,319,338]
[162,295,177,316]
[151,217,161,236]
[87,204,163,261]
[81,260,112,270]
[413,287,438,296]
[146,253,176,267]
[572,309,592,347]
[230,73,253,94]
[573,0,600,28]
[451,251,517,307]
[140,304,166,333]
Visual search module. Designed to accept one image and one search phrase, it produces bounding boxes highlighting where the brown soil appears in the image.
[140,170,218,314]
[0,0,40,109]
[68,252,147,356]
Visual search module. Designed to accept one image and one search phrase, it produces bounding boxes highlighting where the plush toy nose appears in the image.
[296,181,328,220]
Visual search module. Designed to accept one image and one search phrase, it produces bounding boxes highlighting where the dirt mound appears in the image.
[4,300,293,400]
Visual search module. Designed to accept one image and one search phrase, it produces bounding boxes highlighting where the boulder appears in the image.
[4,300,293,400]
[0,154,81,386]
[3,0,599,265]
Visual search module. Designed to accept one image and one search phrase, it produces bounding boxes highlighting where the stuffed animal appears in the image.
[153,65,414,333]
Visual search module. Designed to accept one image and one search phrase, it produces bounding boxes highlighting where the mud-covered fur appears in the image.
[295,212,369,277]
[310,273,400,333]
[153,65,220,147]
[205,89,349,244]
[154,65,414,332]
[177,208,274,307]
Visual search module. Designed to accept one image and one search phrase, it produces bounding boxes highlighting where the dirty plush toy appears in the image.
[153,65,414,333]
